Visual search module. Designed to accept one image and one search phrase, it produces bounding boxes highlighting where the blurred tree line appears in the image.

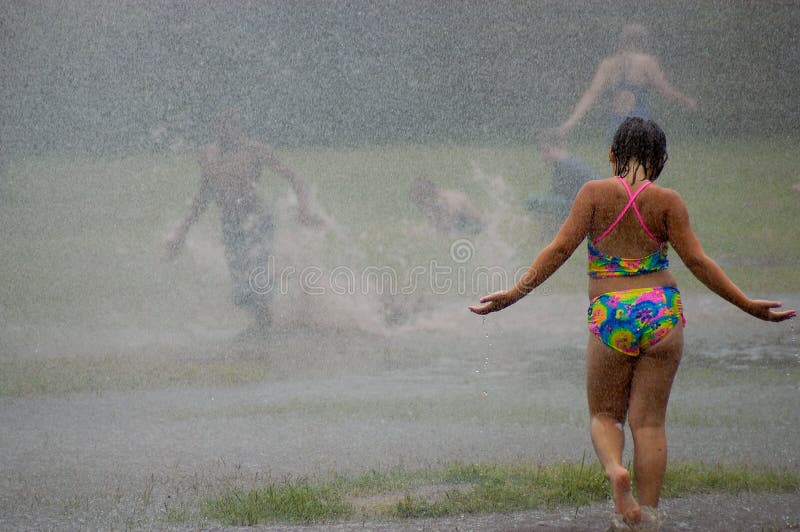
[1,0,798,153]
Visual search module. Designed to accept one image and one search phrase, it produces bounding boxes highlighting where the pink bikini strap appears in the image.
[594,177,660,244]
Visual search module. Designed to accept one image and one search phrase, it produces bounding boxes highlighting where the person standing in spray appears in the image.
[557,23,698,141]
[470,117,795,525]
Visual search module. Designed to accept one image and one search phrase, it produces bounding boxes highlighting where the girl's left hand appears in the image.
[747,300,797,322]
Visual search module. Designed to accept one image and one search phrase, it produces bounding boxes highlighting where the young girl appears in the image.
[469,117,796,524]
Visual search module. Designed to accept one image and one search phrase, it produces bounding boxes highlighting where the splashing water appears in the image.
[792,321,798,381]
[609,505,665,531]
[477,317,492,397]
[181,159,535,339]
[468,160,529,268]
[474,314,507,398]
[269,185,390,334]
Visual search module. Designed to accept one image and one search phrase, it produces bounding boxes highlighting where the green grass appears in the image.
[200,460,800,526]
[1,138,797,338]
[389,461,608,518]
[204,481,352,526]
[0,356,272,395]
[661,462,800,497]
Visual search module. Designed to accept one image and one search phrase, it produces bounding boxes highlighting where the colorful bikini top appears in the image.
[587,177,669,278]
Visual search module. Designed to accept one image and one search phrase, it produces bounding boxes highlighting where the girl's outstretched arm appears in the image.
[666,190,796,322]
[469,183,595,315]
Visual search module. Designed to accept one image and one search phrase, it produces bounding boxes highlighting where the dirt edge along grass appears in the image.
[200,460,800,526]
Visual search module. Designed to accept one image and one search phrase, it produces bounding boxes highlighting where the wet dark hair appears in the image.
[610,117,668,183]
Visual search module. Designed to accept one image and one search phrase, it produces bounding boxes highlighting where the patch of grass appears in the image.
[661,462,800,497]
[0,356,272,395]
[173,394,582,427]
[203,481,352,526]
[199,460,800,526]
[390,460,607,518]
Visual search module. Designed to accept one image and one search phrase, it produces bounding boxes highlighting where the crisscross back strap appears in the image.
[594,177,660,244]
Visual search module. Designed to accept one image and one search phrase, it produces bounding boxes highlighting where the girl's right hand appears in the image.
[468,291,517,315]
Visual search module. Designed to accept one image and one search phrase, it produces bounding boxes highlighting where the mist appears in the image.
[2,1,799,153]
[1,1,798,530]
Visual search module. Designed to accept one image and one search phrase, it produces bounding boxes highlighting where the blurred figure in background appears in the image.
[165,108,319,334]
[410,177,485,236]
[526,129,598,234]
[557,23,698,140]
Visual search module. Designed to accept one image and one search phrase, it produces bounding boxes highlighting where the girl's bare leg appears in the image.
[586,334,640,523]
[628,324,683,507]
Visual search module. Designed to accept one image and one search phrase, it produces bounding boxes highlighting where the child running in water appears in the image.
[165,109,320,333]
[469,117,796,524]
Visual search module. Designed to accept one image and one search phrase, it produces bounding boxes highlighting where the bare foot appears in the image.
[793,182,800,192]
[610,465,641,523]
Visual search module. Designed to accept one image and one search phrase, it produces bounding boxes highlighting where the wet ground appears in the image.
[255,491,800,531]
[0,292,798,530]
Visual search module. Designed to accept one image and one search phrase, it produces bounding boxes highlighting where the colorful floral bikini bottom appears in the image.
[588,286,685,357]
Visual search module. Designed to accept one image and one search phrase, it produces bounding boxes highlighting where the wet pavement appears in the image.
[1,293,798,530]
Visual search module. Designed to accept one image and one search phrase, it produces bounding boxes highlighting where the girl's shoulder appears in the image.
[581,177,620,194]
[646,181,682,200]
[585,176,618,187]
[580,178,684,205]
[643,182,688,218]
[574,178,619,208]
